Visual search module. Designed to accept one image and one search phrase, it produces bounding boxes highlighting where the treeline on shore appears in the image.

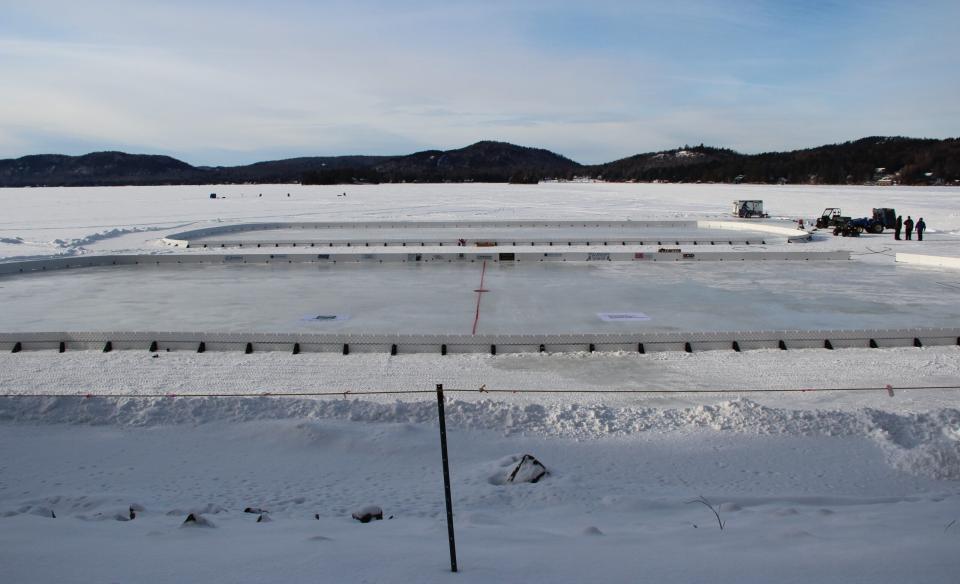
[2,137,957,187]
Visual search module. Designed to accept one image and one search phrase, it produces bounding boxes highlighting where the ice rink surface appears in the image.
[186,224,778,243]
[2,259,958,333]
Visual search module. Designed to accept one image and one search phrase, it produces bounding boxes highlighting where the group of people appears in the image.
[894,215,926,241]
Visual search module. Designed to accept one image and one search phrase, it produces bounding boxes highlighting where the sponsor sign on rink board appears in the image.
[597,312,651,322]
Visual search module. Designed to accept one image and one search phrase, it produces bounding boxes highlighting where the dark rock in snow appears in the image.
[256,513,272,523]
[244,507,267,514]
[352,506,383,523]
[181,513,215,528]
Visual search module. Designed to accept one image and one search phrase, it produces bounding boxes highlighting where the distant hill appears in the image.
[370,141,582,183]
[1,137,957,187]
[205,155,391,185]
[595,146,741,181]
[0,151,198,186]
[301,141,582,184]
[0,151,392,187]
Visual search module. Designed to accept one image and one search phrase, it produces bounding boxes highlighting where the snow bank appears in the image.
[896,252,960,270]
[2,396,956,479]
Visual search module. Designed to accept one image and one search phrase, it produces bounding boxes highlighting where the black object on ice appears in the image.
[508,454,548,484]
[244,507,267,514]
[351,506,384,523]
[256,513,271,523]
[129,507,136,520]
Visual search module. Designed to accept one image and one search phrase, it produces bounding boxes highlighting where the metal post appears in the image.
[436,384,458,572]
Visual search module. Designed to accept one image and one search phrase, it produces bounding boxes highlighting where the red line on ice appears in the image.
[471,260,488,335]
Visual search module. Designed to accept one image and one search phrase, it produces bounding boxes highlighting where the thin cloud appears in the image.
[1,1,958,164]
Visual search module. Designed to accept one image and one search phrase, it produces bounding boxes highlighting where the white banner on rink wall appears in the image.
[301,314,351,323]
[597,312,651,322]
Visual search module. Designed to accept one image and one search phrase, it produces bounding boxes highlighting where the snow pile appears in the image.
[52,226,166,251]
[865,408,960,480]
[1,396,956,479]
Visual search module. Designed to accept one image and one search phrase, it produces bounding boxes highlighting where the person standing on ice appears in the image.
[894,215,902,240]
[904,216,914,240]
[916,218,926,241]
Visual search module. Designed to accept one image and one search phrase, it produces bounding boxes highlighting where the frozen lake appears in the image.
[1,260,957,334]
[2,184,959,584]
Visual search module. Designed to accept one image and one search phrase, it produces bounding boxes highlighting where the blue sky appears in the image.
[1,0,958,164]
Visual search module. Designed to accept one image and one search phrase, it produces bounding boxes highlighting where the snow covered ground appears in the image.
[1,404,958,584]
[1,183,959,582]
